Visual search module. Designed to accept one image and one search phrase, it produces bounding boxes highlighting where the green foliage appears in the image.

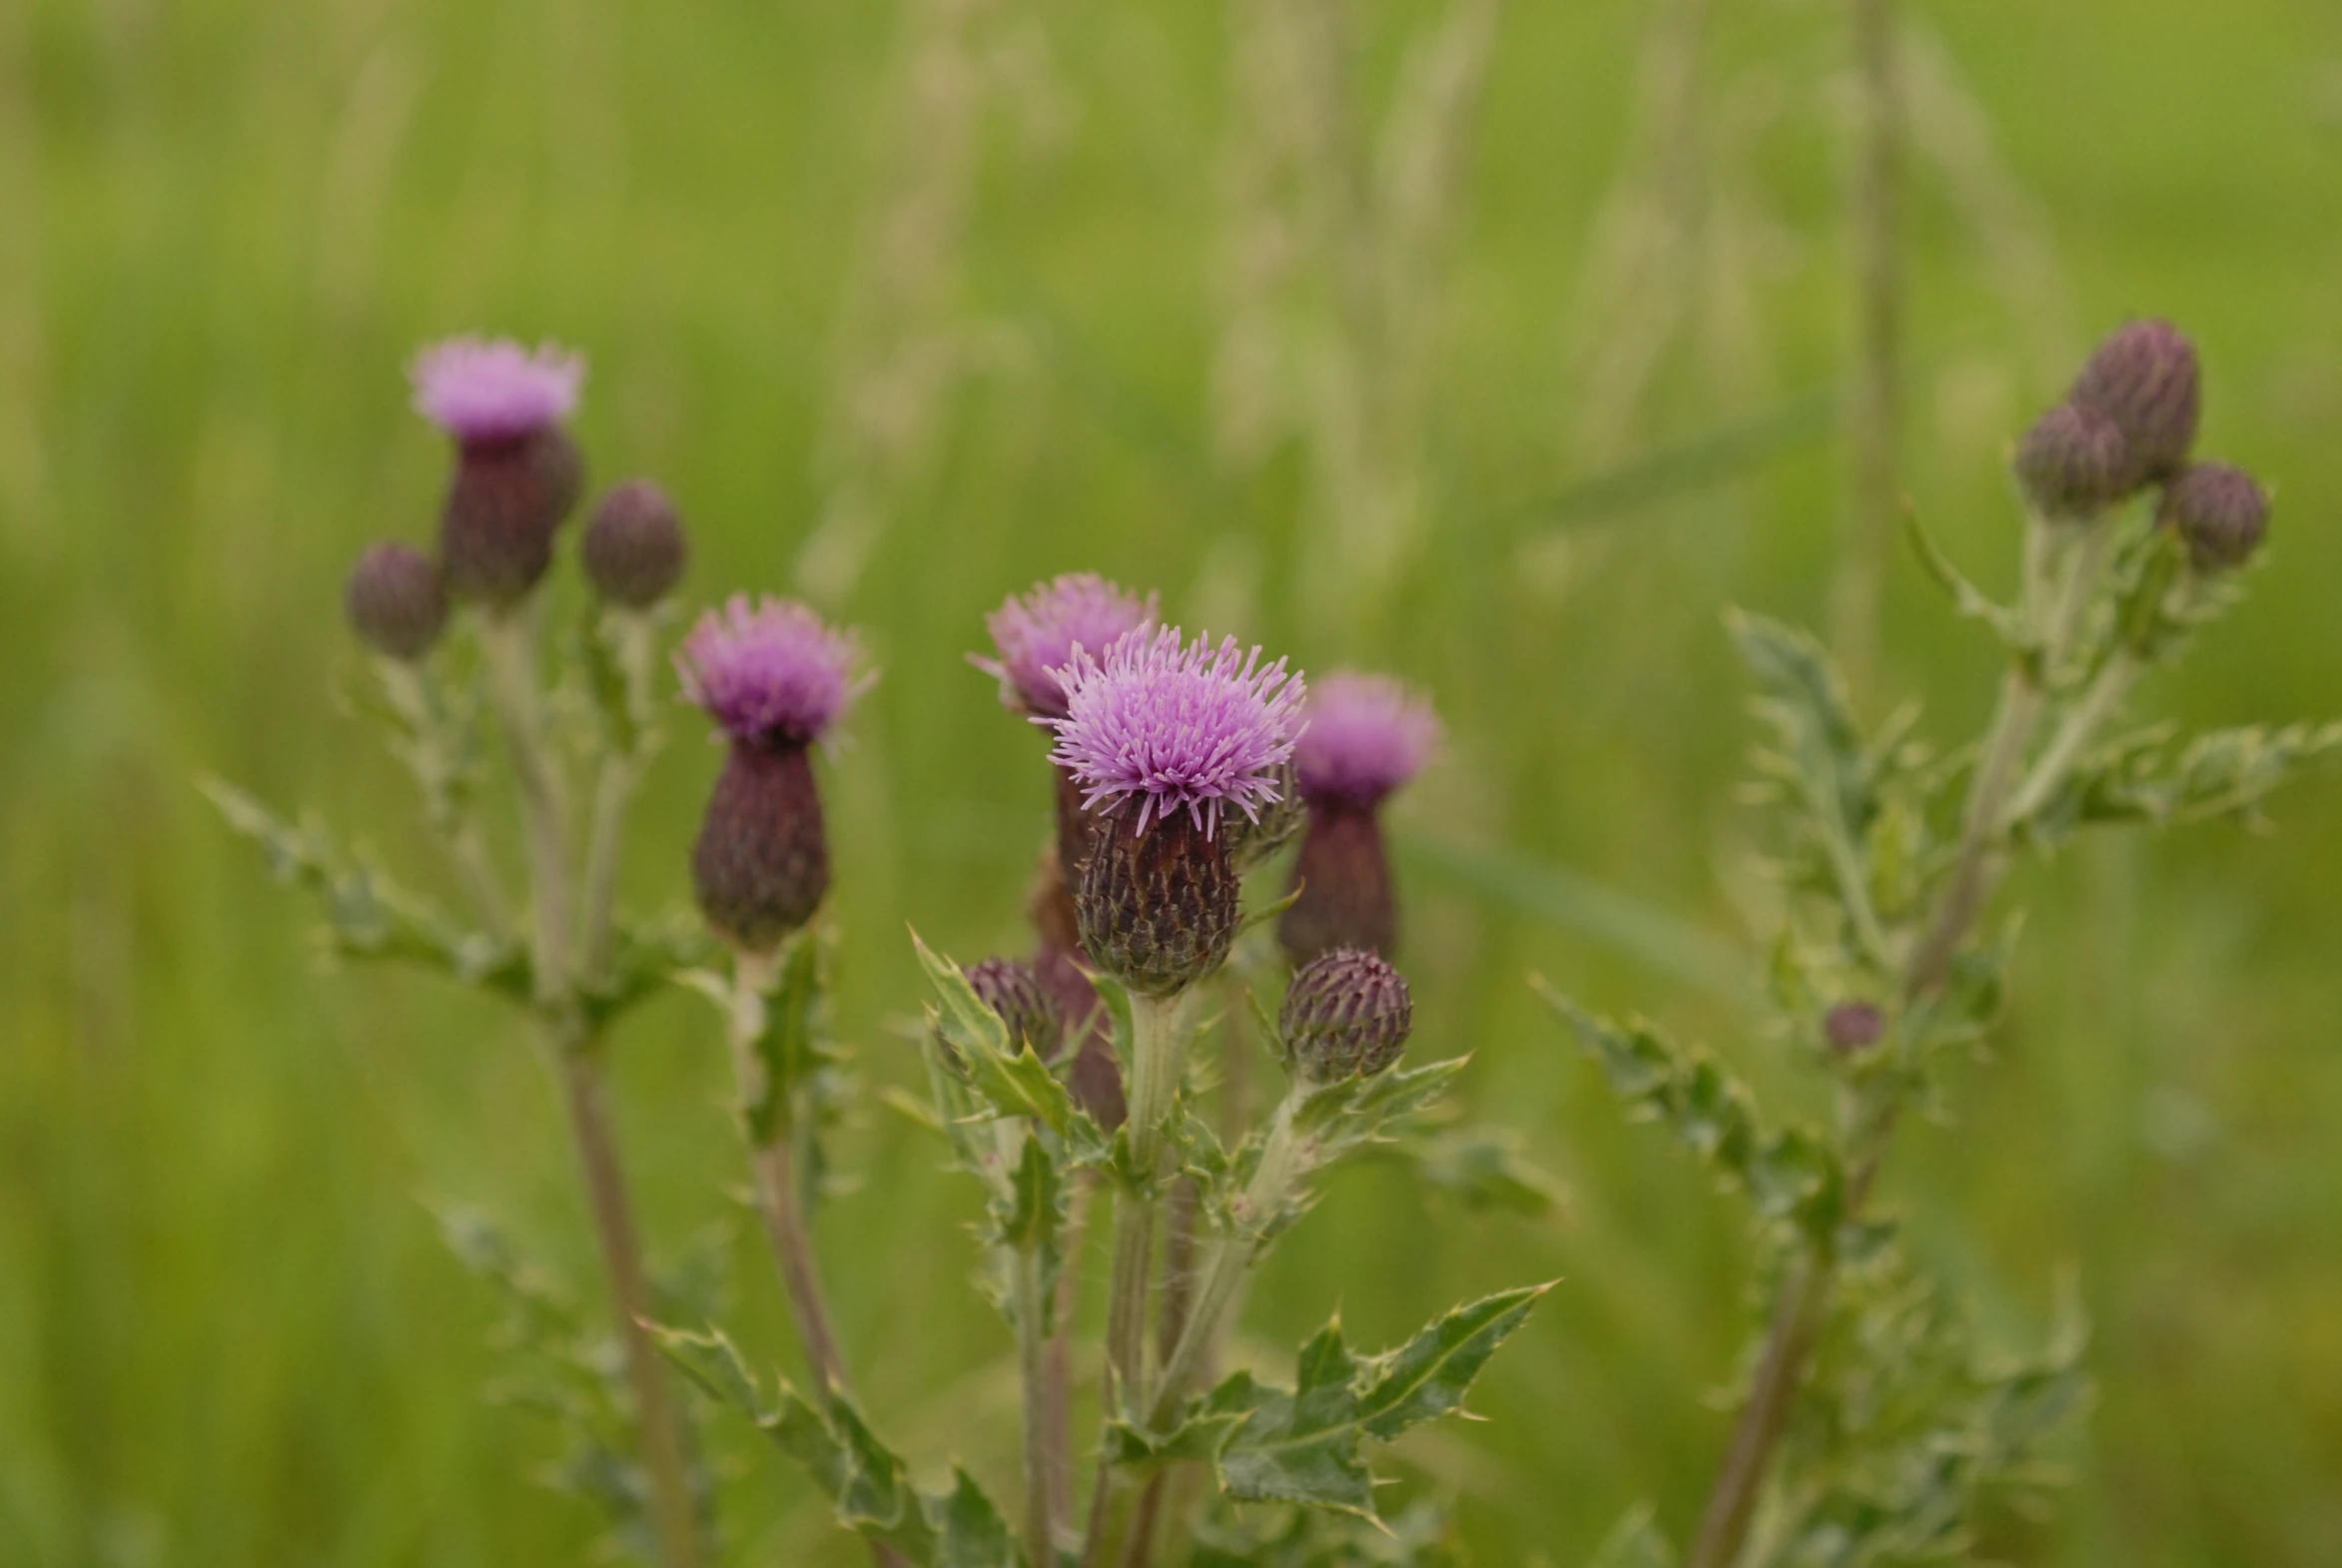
[1121,1286,1550,1517]
[651,1324,1024,1568]
[201,777,530,1000]
[1377,1125,1569,1220]
[1539,984,1846,1245]
[437,1206,713,1564]
[2026,719,2342,844]
[1189,1499,1466,1567]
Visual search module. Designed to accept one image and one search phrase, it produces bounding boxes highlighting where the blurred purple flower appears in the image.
[978,573,1158,718]
[410,337,585,443]
[1294,671,1440,807]
[677,594,867,747]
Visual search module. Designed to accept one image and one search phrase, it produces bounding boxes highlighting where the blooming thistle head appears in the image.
[582,479,688,607]
[2068,319,2200,488]
[680,596,868,951]
[2012,402,2131,522]
[344,541,447,661]
[410,338,584,444]
[1047,625,1305,995]
[1293,671,1441,810]
[978,573,1158,720]
[411,337,587,606]
[2161,460,2271,573]
[1046,625,1304,839]
[1280,948,1413,1083]
[677,595,866,749]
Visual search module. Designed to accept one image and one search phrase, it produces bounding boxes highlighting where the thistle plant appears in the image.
[1545,319,2339,1568]
[213,343,1552,1568]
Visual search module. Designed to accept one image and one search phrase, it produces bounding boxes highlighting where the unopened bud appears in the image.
[2012,402,2130,520]
[344,541,447,660]
[582,479,687,607]
[439,426,586,606]
[1076,809,1240,998]
[2161,461,2269,572]
[691,741,830,951]
[1825,1001,1885,1055]
[963,956,1063,1059]
[1280,948,1412,1083]
[2069,319,2200,487]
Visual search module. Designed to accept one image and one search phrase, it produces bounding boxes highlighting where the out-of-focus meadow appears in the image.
[5,0,2342,1562]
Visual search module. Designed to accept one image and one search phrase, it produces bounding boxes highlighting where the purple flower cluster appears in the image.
[409,338,585,444]
[677,595,866,747]
[1046,625,1306,838]
[980,573,1158,718]
[1294,672,1441,807]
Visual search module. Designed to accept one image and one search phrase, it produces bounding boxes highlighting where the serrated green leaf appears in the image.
[1384,1126,1568,1219]
[1354,1282,1552,1440]
[653,1324,1026,1566]
[1538,981,1845,1241]
[911,930,1095,1146]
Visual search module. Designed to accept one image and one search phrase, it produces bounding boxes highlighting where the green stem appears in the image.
[478,608,572,996]
[580,609,658,986]
[378,657,509,938]
[2002,652,2139,827]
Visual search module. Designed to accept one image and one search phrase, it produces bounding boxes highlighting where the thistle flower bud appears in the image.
[2160,461,2270,573]
[582,479,687,607]
[344,541,447,660]
[1026,853,1128,1128]
[410,338,588,606]
[691,740,829,951]
[963,957,1063,1058]
[1279,948,1412,1083]
[1078,809,1243,998]
[2068,319,2200,487]
[678,596,867,951]
[2012,402,2130,520]
[1046,625,1305,997]
[1825,1001,1885,1055]
[1278,672,1438,963]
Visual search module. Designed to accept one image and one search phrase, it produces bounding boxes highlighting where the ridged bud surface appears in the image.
[1825,1001,1885,1055]
[1077,809,1240,997]
[2161,461,2270,572]
[439,427,585,605]
[2069,320,2200,486]
[1280,948,1412,1082]
[345,541,447,660]
[2013,402,2130,520]
[1279,801,1397,963]
[964,956,1063,1058]
[692,741,830,951]
[582,479,687,606]
[1026,848,1127,1128]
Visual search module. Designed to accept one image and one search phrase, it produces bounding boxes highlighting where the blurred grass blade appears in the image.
[1394,831,1753,1004]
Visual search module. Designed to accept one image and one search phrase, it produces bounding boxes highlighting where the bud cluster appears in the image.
[2013,320,2273,572]
[344,336,692,660]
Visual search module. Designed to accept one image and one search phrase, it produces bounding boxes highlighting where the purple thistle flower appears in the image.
[410,337,585,444]
[978,573,1159,719]
[1045,624,1306,839]
[677,594,867,747]
[1294,671,1441,808]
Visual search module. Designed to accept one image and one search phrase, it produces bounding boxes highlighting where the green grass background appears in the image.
[5,0,2342,1563]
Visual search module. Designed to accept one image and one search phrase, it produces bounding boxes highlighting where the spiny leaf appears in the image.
[1537,981,1846,1242]
[1141,1286,1550,1520]
[1380,1125,1569,1219]
[650,1323,1026,1567]
[911,929,1094,1145]
[201,776,528,1001]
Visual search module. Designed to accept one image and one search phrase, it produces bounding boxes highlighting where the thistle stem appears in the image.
[726,947,851,1397]
[553,1038,704,1568]
[580,609,658,985]
[1151,1090,1303,1428]
[482,604,698,1568]
[1009,1163,1059,1567]
[378,657,510,938]
[1082,992,1190,1568]
[1692,512,2066,1568]
[2002,652,2140,828]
